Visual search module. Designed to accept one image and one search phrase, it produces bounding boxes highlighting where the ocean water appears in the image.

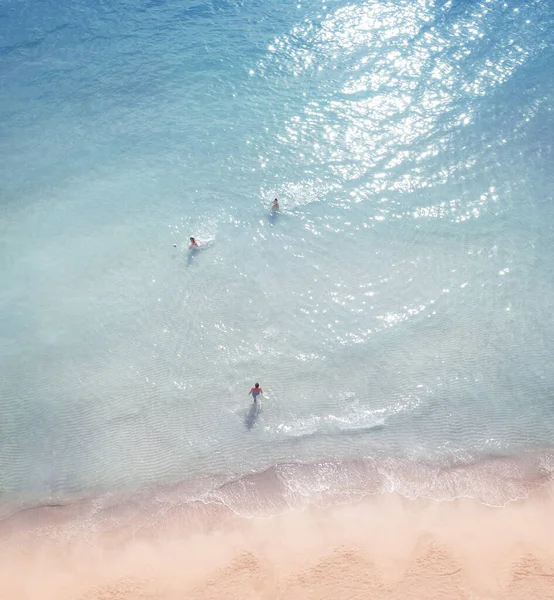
[2,0,554,522]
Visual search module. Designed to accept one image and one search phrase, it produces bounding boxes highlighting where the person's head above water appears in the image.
[254,383,259,388]
[190,237,195,242]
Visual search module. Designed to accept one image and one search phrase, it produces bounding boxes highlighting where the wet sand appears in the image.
[2,483,554,600]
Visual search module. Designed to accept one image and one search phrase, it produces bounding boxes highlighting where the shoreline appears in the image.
[3,448,553,527]
[3,480,554,599]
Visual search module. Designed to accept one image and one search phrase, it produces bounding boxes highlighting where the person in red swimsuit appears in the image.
[249,383,263,402]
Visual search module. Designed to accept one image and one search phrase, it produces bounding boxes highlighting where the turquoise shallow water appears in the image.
[2,0,554,515]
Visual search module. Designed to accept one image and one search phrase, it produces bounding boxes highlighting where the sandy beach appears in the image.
[2,483,554,600]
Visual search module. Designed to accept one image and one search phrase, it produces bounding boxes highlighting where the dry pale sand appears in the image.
[2,485,554,600]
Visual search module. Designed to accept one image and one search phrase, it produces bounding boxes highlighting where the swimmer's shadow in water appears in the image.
[268,209,287,226]
[244,402,261,430]
[187,248,199,266]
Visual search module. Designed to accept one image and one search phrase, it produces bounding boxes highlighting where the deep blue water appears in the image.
[2,0,554,512]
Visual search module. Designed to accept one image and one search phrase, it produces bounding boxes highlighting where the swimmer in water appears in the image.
[249,383,263,402]
[271,198,279,212]
[189,237,199,249]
